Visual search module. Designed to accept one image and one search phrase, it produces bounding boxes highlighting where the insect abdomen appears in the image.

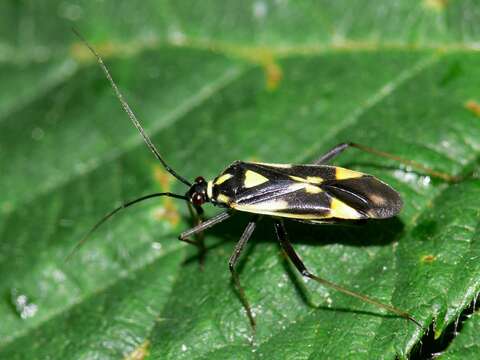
[322,176,403,219]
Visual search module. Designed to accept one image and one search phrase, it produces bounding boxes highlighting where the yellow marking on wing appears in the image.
[287,182,322,194]
[233,200,325,219]
[335,167,364,180]
[232,198,328,220]
[206,181,213,199]
[233,203,324,220]
[251,162,292,168]
[289,175,306,182]
[289,175,323,185]
[216,194,231,204]
[278,213,325,219]
[304,184,322,194]
[232,200,289,212]
[214,173,234,185]
[306,176,323,184]
[330,198,362,219]
[244,170,269,188]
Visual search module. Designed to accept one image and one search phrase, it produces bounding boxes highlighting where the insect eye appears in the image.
[195,176,205,184]
[191,192,204,206]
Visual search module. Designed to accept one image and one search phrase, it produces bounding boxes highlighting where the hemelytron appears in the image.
[71,30,458,330]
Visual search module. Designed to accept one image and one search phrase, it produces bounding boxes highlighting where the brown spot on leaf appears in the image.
[152,165,180,226]
[247,156,261,163]
[265,61,283,91]
[421,254,437,263]
[465,100,480,118]
[423,0,448,11]
[70,41,116,63]
[124,340,150,360]
[154,165,172,190]
[2,201,13,214]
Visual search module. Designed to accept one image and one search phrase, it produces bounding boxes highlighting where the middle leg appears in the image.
[229,215,260,329]
[179,210,232,245]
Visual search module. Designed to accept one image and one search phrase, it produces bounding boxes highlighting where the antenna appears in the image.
[72,28,192,187]
[65,192,188,261]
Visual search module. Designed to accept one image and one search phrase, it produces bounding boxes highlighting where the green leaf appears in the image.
[1,1,480,359]
[440,312,480,360]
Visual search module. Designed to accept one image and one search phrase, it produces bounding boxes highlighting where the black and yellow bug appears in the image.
[205,160,402,221]
[71,30,457,330]
[178,149,410,328]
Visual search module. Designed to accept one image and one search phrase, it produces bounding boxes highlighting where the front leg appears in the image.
[179,210,232,246]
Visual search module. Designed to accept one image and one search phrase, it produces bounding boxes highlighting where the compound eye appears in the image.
[192,192,204,206]
[195,176,205,184]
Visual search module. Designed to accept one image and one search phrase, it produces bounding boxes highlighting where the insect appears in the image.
[71,30,459,330]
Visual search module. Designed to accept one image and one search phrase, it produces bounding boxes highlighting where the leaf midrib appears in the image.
[2,44,442,215]
[2,34,480,67]
[5,32,477,214]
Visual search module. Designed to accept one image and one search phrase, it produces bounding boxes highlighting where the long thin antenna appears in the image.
[65,192,188,261]
[72,28,192,187]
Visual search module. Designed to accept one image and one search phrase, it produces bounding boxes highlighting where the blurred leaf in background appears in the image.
[1,1,480,359]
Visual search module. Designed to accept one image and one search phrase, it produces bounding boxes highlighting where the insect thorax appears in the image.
[208,161,247,207]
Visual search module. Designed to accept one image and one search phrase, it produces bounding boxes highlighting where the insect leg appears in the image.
[313,143,350,164]
[187,202,206,267]
[273,219,421,327]
[228,215,260,329]
[179,211,232,246]
[314,142,459,182]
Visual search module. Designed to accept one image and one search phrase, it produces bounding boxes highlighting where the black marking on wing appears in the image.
[321,176,403,219]
[248,162,337,179]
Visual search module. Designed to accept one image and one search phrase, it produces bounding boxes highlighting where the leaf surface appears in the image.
[1,1,480,359]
